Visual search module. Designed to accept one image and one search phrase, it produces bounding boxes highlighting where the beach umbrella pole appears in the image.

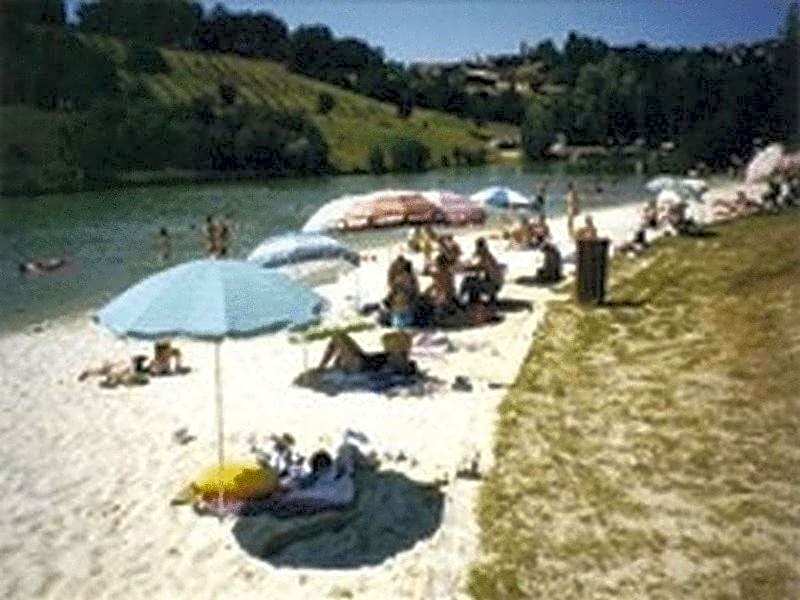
[215,339,224,468]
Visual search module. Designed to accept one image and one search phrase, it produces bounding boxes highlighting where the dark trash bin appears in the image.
[575,238,610,304]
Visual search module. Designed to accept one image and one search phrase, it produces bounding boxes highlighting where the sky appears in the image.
[66,1,795,63]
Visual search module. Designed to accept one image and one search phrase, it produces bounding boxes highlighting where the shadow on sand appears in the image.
[514,275,566,288]
[495,297,534,313]
[233,468,445,569]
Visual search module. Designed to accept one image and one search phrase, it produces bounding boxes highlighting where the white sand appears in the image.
[0,188,751,600]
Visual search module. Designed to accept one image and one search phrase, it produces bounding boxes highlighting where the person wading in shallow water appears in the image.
[202,215,218,257]
[156,227,171,262]
[566,181,581,237]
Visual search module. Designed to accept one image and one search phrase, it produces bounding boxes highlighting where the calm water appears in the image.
[0,165,648,332]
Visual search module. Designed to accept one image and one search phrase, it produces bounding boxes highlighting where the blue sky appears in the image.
[66,1,795,63]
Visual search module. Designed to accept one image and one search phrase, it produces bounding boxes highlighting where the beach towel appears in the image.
[293,367,440,396]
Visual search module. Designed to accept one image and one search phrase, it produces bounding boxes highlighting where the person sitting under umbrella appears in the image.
[149,341,186,375]
[317,331,416,375]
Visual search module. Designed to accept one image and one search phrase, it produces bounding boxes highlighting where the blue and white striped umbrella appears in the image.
[94,258,326,466]
[470,186,534,209]
[247,232,359,269]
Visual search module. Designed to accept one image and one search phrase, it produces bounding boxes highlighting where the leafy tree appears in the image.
[217,80,237,106]
[521,100,560,159]
[195,6,289,60]
[389,138,430,172]
[125,42,169,74]
[76,0,202,47]
[368,145,387,173]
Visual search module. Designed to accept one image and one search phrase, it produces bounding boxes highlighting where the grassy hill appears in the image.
[84,36,517,172]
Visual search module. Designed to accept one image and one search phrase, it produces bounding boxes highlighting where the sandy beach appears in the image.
[0,181,759,599]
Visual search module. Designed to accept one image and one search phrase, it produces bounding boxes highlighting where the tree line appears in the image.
[521,16,799,170]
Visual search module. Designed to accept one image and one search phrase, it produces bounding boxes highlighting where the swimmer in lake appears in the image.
[19,257,68,275]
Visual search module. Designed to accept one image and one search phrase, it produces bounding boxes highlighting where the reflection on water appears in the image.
[0,165,646,331]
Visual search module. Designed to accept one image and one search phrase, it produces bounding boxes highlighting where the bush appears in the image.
[316,91,336,115]
[125,42,169,74]
[66,98,329,177]
[218,80,237,106]
[521,101,559,159]
[368,145,387,174]
[388,137,430,172]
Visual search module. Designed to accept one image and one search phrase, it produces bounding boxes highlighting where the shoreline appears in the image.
[0,179,759,599]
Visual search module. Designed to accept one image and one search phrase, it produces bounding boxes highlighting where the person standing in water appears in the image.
[217,214,232,257]
[533,182,547,216]
[566,182,581,237]
[202,215,218,256]
[156,227,171,262]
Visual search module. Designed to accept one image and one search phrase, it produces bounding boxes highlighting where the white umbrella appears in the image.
[470,186,533,209]
[645,176,708,201]
[746,143,784,183]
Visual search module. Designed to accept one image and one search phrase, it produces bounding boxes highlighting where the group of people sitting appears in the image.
[503,214,552,249]
[392,231,505,329]
[78,341,186,388]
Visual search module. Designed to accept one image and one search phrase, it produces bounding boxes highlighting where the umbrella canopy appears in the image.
[302,190,441,232]
[423,190,486,225]
[645,176,708,201]
[247,232,359,269]
[470,186,533,209]
[95,259,326,469]
[347,192,440,228]
[96,259,325,339]
[746,143,784,183]
[303,195,365,233]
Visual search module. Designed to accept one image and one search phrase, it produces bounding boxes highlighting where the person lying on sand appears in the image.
[78,356,150,388]
[459,238,505,305]
[317,332,416,376]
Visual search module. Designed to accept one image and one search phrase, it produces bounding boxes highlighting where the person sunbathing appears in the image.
[385,258,420,329]
[529,214,551,248]
[317,332,416,375]
[423,252,458,309]
[78,355,150,388]
[19,257,68,275]
[459,238,505,305]
[508,216,533,248]
[574,215,599,241]
[148,341,186,375]
[439,234,462,269]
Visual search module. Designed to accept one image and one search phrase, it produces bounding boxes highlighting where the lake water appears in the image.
[0,165,650,332]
